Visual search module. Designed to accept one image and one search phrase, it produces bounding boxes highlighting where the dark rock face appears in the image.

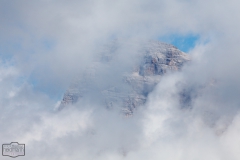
[59,41,190,114]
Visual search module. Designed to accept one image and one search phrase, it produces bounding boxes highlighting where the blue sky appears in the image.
[159,34,199,53]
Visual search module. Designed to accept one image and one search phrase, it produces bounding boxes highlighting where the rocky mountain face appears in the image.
[59,40,190,115]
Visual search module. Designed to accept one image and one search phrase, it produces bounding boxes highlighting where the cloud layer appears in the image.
[1,0,240,159]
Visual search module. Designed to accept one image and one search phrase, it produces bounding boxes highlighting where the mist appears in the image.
[1,0,240,159]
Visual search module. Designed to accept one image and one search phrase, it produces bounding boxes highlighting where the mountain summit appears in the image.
[59,40,190,115]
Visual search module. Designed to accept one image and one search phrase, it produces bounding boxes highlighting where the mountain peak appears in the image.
[58,40,190,114]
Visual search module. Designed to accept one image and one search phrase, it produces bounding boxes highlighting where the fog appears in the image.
[1,0,240,159]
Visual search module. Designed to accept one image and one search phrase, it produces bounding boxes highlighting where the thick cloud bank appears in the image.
[1,0,240,159]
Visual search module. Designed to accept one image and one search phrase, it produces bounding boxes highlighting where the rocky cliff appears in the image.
[59,40,190,115]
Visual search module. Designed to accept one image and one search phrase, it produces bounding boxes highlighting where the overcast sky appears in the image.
[1,0,240,159]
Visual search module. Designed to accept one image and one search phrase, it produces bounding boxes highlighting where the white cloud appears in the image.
[1,0,240,159]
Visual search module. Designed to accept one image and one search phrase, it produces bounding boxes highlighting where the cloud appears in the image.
[1,0,240,159]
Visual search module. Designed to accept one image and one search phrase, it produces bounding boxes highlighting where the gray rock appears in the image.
[58,40,190,115]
